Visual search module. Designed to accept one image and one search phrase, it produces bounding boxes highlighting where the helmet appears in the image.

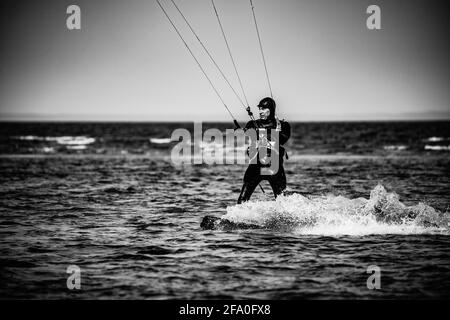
[258,97,276,115]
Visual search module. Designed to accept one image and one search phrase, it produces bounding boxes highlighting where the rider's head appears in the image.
[258,97,276,120]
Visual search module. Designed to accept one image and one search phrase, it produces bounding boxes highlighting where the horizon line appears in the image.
[1,119,449,123]
[1,111,449,122]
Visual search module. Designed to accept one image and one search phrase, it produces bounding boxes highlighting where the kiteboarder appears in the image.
[237,97,291,204]
[157,1,290,203]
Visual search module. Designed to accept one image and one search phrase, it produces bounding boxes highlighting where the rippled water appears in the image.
[0,153,449,299]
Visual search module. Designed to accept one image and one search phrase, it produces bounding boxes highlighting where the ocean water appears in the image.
[0,121,449,299]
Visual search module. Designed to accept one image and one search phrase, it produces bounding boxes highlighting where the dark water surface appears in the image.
[0,122,449,299]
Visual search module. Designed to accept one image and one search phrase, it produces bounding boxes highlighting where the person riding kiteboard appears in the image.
[157,1,290,204]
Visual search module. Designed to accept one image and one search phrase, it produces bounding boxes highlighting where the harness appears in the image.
[248,118,289,164]
[276,117,289,160]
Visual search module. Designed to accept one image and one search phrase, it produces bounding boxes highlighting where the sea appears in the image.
[0,121,449,299]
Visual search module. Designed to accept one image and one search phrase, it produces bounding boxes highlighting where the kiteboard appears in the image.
[200,215,260,230]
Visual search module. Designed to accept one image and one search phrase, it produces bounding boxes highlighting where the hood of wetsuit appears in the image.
[258,97,276,119]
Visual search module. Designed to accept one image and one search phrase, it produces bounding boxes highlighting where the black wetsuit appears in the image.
[237,117,291,204]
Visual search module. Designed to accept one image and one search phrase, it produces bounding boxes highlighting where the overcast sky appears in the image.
[0,0,448,121]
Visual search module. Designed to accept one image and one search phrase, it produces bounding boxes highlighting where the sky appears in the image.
[0,0,449,121]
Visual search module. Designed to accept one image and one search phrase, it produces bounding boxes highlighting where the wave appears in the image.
[221,185,449,235]
[42,147,55,153]
[383,145,407,151]
[424,145,450,151]
[425,136,446,142]
[54,136,95,145]
[13,135,42,141]
[150,138,172,144]
[13,136,95,145]
[66,145,87,150]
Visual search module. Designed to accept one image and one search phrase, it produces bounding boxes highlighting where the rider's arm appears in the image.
[279,121,291,145]
[243,120,256,132]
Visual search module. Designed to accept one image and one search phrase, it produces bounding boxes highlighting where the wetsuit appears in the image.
[237,117,291,204]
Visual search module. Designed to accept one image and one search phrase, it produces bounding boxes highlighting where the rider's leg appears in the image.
[268,166,287,199]
[237,165,261,204]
